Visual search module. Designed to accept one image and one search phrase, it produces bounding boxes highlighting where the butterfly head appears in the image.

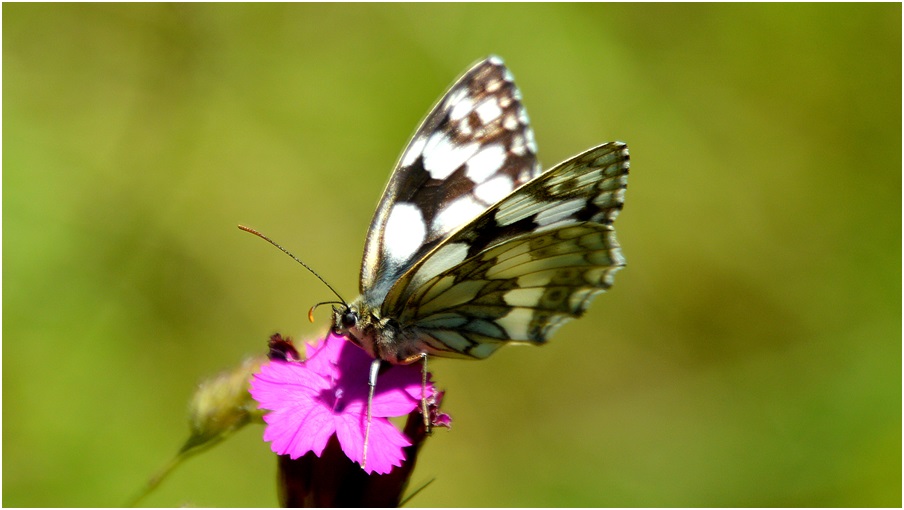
[329,298,420,364]
[330,303,359,335]
[308,299,373,359]
[330,300,381,358]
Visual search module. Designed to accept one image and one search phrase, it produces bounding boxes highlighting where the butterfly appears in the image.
[330,55,629,369]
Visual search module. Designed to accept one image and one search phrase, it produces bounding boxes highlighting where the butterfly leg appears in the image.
[401,352,433,434]
[362,357,381,470]
[420,353,431,435]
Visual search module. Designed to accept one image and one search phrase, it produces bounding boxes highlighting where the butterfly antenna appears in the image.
[238,225,348,305]
[308,301,345,323]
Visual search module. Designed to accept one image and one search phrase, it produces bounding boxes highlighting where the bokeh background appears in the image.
[4,3,900,507]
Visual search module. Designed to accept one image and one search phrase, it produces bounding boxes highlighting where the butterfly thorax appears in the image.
[331,299,423,365]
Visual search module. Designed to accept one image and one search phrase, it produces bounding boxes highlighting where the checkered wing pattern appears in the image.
[332,56,629,364]
[386,142,629,359]
[360,56,542,305]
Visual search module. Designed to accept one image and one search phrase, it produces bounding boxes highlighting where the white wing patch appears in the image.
[383,203,426,265]
[422,133,480,180]
[475,97,503,124]
[409,242,468,292]
[495,308,534,339]
[431,196,484,235]
[465,144,508,184]
[534,198,586,226]
[502,287,546,307]
[473,175,514,204]
[400,135,428,167]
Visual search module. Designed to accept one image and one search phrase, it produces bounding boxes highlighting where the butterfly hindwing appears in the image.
[360,56,542,305]
[384,142,629,359]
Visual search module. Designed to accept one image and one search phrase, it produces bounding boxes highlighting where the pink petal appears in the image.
[303,335,345,378]
[250,361,327,409]
[347,387,419,418]
[263,403,336,459]
[363,363,434,417]
[334,413,411,475]
[252,361,337,459]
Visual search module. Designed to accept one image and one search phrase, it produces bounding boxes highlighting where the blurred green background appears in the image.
[4,3,900,507]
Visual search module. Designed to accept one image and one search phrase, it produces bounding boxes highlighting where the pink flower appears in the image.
[250,334,434,475]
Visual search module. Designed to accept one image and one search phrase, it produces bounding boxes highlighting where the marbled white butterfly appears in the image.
[331,55,629,366]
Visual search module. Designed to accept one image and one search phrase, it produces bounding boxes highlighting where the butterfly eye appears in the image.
[341,308,359,329]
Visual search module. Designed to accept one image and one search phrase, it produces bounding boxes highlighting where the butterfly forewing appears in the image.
[360,56,542,305]
[381,142,629,359]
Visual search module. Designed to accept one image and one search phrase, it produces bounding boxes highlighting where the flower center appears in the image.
[318,378,351,414]
[332,388,344,413]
